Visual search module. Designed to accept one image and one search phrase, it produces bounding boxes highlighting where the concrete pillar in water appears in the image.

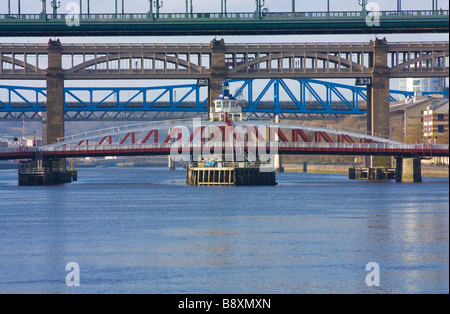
[395,157,422,183]
[46,39,66,171]
[19,39,75,185]
[273,114,284,172]
[168,129,175,170]
[168,156,175,170]
[402,158,422,183]
[368,38,391,168]
[395,157,403,183]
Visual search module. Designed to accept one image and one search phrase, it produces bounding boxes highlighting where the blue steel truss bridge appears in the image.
[1,79,447,122]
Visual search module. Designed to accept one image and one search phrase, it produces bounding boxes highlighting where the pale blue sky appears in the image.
[2,0,449,14]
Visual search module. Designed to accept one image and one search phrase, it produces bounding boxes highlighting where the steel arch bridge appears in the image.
[1,79,445,121]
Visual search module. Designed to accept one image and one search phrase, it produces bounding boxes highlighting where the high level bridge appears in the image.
[1,41,448,80]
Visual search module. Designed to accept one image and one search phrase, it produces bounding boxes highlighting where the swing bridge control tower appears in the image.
[186,82,277,186]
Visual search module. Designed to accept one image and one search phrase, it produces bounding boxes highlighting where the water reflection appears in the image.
[0,168,448,293]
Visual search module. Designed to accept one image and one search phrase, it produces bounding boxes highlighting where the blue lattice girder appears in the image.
[0,79,448,115]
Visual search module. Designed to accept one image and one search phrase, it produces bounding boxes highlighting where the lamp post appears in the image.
[155,0,163,19]
[221,0,228,17]
[51,0,60,19]
[432,0,439,13]
[358,0,368,13]
[255,0,265,19]
[397,0,401,12]
[40,0,47,19]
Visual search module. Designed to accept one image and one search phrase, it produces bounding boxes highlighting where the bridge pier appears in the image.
[368,38,391,169]
[209,39,227,111]
[273,114,284,172]
[19,39,75,186]
[168,129,176,170]
[395,157,422,183]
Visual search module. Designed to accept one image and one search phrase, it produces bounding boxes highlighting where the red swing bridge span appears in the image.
[1,119,448,160]
[1,119,448,185]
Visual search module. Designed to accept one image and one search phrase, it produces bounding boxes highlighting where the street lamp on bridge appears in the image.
[358,0,368,13]
[148,0,164,19]
[50,0,60,19]
[255,0,265,19]
[221,0,227,16]
[39,0,47,19]
[432,0,439,12]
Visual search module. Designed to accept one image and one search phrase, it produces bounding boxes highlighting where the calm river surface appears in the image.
[0,167,448,294]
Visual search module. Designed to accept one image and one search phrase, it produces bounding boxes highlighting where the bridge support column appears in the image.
[209,39,227,111]
[396,157,422,183]
[46,39,67,172]
[368,38,391,168]
[168,129,175,170]
[19,39,74,186]
[168,156,175,170]
[273,114,284,172]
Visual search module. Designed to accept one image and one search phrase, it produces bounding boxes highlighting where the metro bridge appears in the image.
[3,78,443,121]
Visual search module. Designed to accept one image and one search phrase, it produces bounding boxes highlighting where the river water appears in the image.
[0,167,448,294]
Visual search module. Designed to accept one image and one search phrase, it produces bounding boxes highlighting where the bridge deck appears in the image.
[1,143,448,160]
[0,10,448,36]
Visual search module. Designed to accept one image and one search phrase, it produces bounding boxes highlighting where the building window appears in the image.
[438,114,445,121]
[438,125,445,133]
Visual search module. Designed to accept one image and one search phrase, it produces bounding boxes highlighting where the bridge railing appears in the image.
[40,142,449,154]
[0,10,448,22]
[0,146,39,153]
[54,118,206,144]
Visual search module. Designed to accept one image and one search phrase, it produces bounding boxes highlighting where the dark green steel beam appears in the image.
[0,11,448,37]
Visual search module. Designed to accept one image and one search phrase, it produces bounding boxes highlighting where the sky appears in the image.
[3,0,449,14]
